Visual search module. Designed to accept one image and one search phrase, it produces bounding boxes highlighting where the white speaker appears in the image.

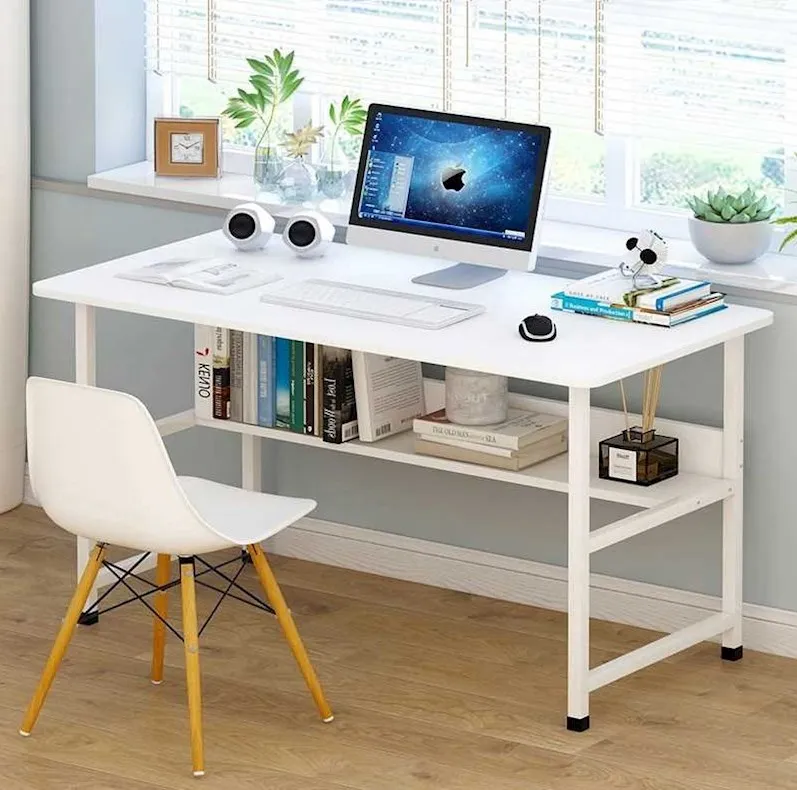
[282,210,335,257]
[223,203,275,251]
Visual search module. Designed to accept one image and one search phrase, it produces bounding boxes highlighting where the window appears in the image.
[146,0,797,239]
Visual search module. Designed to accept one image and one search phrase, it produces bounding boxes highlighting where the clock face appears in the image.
[170,132,205,164]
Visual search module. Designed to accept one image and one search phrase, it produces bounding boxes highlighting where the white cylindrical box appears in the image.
[445,368,508,426]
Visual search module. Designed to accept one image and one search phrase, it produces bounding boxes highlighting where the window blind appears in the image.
[146,0,797,146]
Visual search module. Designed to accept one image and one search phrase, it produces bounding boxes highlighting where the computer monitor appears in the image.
[346,104,551,289]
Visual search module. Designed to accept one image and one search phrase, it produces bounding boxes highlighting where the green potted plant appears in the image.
[687,187,777,264]
[772,214,797,251]
[222,49,303,189]
[317,96,367,199]
[275,122,325,203]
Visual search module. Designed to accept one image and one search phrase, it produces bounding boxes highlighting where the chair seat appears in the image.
[177,476,316,554]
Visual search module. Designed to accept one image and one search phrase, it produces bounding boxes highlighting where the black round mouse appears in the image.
[518,314,556,342]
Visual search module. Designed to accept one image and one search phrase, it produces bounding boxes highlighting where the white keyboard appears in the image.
[259,279,485,329]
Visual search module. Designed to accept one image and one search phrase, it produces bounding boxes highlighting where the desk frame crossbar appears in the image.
[70,305,745,730]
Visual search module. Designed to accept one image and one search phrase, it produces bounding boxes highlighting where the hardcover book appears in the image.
[290,340,306,433]
[413,408,566,451]
[275,337,291,429]
[243,332,258,425]
[352,352,425,442]
[415,432,567,471]
[322,346,359,444]
[229,329,244,423]
[257,335,275,428]
[551,291,726,327]
[193,324,214,420]
[212,327,230,420]
[305,342,318,436]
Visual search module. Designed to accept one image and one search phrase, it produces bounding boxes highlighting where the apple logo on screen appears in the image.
[441,165,466,192]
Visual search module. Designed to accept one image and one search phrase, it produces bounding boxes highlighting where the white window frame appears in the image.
[145,73,797,250]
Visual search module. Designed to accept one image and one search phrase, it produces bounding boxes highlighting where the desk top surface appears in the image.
[34,231,773,388]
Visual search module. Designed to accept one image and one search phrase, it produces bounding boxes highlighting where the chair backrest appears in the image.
[26,377,215,554]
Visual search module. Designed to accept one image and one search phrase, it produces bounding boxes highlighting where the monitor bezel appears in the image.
[347,103,551,254]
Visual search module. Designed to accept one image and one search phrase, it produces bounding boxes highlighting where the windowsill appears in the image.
[88,162,797,301]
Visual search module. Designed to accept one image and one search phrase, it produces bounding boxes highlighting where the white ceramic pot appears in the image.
[688,217,772,265]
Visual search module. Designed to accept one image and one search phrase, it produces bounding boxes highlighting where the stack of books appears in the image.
[551,270,726,327]
[412,408,568,471]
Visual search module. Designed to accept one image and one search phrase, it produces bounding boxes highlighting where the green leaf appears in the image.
[341,94,350,114]
[779,227,797,251]
[329,103,337,124]
[250,75,274,98]
[720,203,736,221]
[692,197,712,216]
[772,215,797,225]
[246,58,273,77]
[752,207,776,222]
[235,118,254,129]
[729,212,751,223]
[703,210,725,222]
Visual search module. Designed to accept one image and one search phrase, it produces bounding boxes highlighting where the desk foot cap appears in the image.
[192,771,205,778]
[323,715,335,723]
[721,645,743,662]
[19,730,30,737]
[78,611,99,626]
[151,679,163,685]
[567,716,590,732]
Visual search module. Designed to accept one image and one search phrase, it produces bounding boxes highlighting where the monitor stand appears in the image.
[411,263,507,290]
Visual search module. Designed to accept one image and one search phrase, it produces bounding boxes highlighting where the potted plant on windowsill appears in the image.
[222,50,303,190]
[275,122,325,203]
[686,187,777,265]
[316,96,367,199]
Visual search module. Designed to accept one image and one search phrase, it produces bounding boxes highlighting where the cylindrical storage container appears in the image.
[445,367,508,425]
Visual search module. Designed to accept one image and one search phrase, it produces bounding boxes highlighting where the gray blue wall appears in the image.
[29,1,796,610]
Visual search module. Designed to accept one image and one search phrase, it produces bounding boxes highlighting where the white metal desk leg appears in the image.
[567,386,591,731]
[242,434,262,492]
[75,304,99,624]
[721,337,744,661]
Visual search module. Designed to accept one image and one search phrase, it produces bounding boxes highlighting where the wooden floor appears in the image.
[3,507,797,789]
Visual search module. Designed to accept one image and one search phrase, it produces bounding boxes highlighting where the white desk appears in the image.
[33,230,773,731]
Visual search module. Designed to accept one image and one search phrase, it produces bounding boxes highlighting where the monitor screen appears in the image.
[349,105,550,252]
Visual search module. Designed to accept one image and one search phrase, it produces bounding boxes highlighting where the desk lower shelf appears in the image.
[192,415,732,510]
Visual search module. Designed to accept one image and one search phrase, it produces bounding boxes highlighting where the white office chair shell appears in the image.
[26,377,316,556]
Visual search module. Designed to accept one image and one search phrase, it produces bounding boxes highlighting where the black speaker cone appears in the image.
[287,220,316,248]
[228,212,257,240]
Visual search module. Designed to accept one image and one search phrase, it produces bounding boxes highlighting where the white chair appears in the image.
[20,377,333,777]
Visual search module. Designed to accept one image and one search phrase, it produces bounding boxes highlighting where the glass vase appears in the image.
[276,157,317,203]
[316,164,347,199]
[253,145,282,190]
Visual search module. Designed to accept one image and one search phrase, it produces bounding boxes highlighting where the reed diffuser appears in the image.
[599,365,679,486]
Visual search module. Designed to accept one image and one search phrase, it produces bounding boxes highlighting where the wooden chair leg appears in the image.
[20,543,107,736]
[246,543,334,723]
[151,553,172,684]
[179,557,205,778]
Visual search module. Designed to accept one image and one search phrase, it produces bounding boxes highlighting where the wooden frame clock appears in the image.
[154,117,221,177]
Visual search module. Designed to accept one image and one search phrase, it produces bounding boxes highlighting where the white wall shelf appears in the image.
[195,413,733,511]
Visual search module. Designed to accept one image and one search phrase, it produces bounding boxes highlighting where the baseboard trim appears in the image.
[268,516,797,660]
[23,468,797,659]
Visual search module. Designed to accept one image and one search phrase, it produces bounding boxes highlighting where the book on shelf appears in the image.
[304,343,320,436]
[551,291,726,327]
[212,327,230,420]
[352,352,425,442]
[413,408,566,452]
[415,432,568,471]
[243,333,258,425]
[322,346,359,444]
[193,324,214,420]
[290,340,306,434]
[117,257,281,294]
[257,335,275,428]
[274,337,291,429]
[229,330,245,423]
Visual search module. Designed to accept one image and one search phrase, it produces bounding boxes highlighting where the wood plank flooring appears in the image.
[2,505,797,789]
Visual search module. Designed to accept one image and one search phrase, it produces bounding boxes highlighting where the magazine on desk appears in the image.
[118,257,280,294]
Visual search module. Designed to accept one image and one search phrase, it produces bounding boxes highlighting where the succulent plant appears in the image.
[280,122,324,159]
[687,187,777,224]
